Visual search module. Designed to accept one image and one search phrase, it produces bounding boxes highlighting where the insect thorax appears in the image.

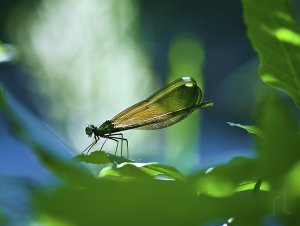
[97,120,114,136]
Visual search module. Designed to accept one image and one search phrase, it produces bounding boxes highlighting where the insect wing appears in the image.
[110,77,202,130]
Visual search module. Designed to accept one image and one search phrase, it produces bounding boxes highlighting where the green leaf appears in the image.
[227,122,263,138]
[235,180,270,193]
[143,163,186,181]
[243,0,300,108]
[74,151,111,164]
[190,157,261,197]
[34,179,270,226]
[99,162,186,181]
[256,94,299,185]
[74,150,135,165]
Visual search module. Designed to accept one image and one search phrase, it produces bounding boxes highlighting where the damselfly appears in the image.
[84,77,213,158]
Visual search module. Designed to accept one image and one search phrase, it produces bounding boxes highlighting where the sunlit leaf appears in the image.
[99,162,185,181]
[37,214,74,226]
[191,157,261,197]
[144,163,186,181]
[227,122,263,138]
[235,180,270,193]
[196,175,235,197]
[243,0,300,108]
[286,161,300,198]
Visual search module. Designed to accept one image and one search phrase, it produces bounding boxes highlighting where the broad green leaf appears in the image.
[99,162,185,181]
[286,160,300,198]
[34,179,270,226]
[227,122,263,138]
[195,175,235,197]
[243,0,300,108]
[99,163,154,179]
[256,94,299,185]
[190,157,261,197]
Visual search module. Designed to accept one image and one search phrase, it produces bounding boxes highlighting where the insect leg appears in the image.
[100,137,109,151]
[109,134,129,159]
[106,137,119,156]
[110,133,124,157]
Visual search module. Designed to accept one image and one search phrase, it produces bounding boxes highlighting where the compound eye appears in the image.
[85,125,94,137]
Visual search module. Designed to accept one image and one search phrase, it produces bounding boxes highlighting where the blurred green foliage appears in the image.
[2,0,300,225]
[243,0,300,109]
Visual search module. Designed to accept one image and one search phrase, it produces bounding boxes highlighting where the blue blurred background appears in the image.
[0,0,262,223]
[0,0,260,176]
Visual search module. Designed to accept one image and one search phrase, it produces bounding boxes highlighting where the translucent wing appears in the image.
[110,77,202,131]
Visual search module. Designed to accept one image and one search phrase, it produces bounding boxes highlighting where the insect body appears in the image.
[84,76,213,158]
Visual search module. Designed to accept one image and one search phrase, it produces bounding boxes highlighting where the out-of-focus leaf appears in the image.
[0,84,94,185]
[256,95,299,185]
[191,157,261,197]
[99,162,185,181]
[235,180,270,193]
[33,146,96,186]
[34,179,270,226]
[286,161,300,198]
[243,0,300,108]
[196,175,235,197]
[36,215,73,226]
[227,122,263,137]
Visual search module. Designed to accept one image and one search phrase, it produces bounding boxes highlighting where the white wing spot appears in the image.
[182,76,191,81]
[182,77,194,87]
